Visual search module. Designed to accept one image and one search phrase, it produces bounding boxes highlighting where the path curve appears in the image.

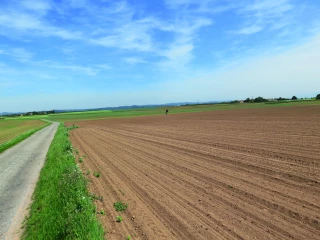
[0,122,59,240]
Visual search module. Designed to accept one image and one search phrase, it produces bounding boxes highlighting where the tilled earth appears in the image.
[70,106,320,240]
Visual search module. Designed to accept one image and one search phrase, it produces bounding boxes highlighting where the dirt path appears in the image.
[70,106,320,240]
[0,122,59,240]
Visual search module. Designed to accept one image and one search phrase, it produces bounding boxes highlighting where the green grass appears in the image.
[6,99,320,123]
[54,110,112,115]
[114,202,128,212]
[0,121,51,154]
[22,124,104,240]
[44,99,320,122]
[0,119,48,145]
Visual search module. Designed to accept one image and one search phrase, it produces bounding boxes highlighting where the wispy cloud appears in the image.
[158,16,212,70]
[91,20,154,52]
[21,0,52,13]
[96,64,111,70]
[232,25,262,35]
[164,0,236,14]
[123,57,146,65]
[164,0,213,10]
[41,62,102,76]
[232,0,295,35]
[0,8,82,40]
[0,48,33,62]
[67,0,88,9]
[159,43,193,70]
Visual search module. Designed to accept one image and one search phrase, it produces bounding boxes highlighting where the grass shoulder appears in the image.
[22,123,104,240]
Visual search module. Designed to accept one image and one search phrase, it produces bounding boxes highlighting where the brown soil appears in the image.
[70,106,320,240]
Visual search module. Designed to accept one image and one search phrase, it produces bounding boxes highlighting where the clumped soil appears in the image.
[70,106,320,240]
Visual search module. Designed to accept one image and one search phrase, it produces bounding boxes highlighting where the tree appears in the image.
[254,96,268,103]
[316,94,320,100]
[276,97,288,101]
[244,98,251,103]
[292,96,297,100]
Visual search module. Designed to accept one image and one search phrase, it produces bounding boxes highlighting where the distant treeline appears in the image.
[2,110,55,118]
[224,94,320,104]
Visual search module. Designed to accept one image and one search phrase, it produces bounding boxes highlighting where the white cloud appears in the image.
[105,1,130,14]
[0,12,42,30]
[41,62,110,75]
[158,17,212,70]
[232,0,295,34]
[91,17,160,52]
[67,0,88,8]
[21,0,52,13]
[38,61,99,75]
[176,18,212,38]
[164,0,237,14]
[11,48,33,62]
[123,57,146,65]
[49,29,82,40]
[232,25,262,35]
[243,0,293,16]
[96,64,111,70]
[159,43,194,70]
[0,48,33,62]
[0,9,82,40]
[165,0,211,9]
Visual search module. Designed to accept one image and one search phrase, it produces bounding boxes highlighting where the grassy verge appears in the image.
[0,121,51,154]
[22,124,104,240]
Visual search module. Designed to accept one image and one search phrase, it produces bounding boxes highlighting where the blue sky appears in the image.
[1,0,320,112]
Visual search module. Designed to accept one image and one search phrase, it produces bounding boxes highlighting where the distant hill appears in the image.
[53,101,222,113]
[0,112,22,116]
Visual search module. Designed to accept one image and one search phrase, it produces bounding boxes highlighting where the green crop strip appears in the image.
[5,100,320,123]
[0,122,51,154]
[22,124,104,240]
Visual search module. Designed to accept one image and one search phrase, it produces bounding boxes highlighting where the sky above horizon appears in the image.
[1,0,320,112]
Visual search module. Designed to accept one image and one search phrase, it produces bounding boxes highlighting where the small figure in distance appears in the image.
[165,109,168,115]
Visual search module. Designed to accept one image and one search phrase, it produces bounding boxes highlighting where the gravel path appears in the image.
[0,122,59,240]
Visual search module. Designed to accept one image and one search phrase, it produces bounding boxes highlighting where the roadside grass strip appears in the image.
[0,122,51,154]
[22,124,104,240]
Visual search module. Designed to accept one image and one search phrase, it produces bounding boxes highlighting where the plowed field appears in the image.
[70,106,320,240]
